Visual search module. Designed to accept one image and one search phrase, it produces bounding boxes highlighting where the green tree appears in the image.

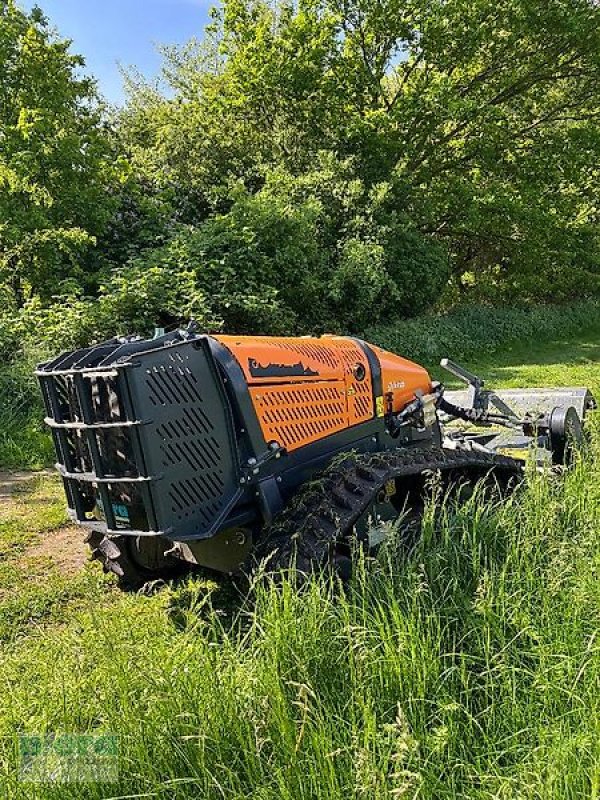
[0,1,123,305]
[121,0,600,307]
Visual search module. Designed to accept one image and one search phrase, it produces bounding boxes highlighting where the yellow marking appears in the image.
[376,396,385,417]
[497,447,530,461]
[384,480,396,499]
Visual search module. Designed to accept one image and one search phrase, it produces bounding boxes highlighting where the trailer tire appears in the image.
[549,406,583,465]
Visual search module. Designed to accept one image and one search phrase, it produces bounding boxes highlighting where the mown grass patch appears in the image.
[441,330,600,397]
[0,475,67,556]
[367,299,600,368]
[0,476,113,642]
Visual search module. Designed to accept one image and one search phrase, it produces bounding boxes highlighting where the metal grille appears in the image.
[334,340,373,424]
[37,335,241,540]
[250,382,348,450]
[53,375,82,422]
[37,362,151,532]
[277,342,340,369]
[156,411,227,527]
[352,383,373,420]
[130,342,240,538]
[168,475,224,527]
[145,359,204,406]
[276,339,374,425]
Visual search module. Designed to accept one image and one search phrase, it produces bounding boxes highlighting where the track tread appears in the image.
[257,446,523,575]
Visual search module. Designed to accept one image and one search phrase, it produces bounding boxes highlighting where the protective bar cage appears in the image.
[36,333,242,540]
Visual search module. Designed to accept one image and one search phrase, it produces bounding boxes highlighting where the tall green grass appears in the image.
[1,429,598,799]
[0,366,54,470]
[366,298,600,366]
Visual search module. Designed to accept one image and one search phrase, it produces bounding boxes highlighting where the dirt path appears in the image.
[22,526,89,576]
[0,470,89,579]
[0,469,54,508]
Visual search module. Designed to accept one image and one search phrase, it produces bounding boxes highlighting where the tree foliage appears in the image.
[0,0,122,304]
[120,0,599,310]
[104,162,446,334]
[1,0,599,337]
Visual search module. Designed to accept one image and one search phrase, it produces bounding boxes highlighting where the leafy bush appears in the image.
[129,184,327,335]
[0,267,213,469]
[0,266,212,367]
[163,166,449,334]
[0,364,55,469]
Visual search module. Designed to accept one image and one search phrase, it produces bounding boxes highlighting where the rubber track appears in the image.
[257,446,524,573]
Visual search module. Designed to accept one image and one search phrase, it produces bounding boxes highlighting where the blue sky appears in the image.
[23,0,212,104]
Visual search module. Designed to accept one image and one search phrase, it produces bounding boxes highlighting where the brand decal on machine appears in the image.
[248,358,319,378]
[387,380,406,391]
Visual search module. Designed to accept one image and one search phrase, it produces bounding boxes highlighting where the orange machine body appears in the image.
[214,335,432,452]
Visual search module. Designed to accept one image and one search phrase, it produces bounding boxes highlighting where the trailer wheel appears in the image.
[549,406,583,465]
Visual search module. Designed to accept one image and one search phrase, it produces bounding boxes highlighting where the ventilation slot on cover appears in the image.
[150,356,229,526]
[251,383,348,451]
[168,475,225,525]
[334,341,373,423]
[277,342,339,369]
[349,379,373,423]
[146,362,204,407]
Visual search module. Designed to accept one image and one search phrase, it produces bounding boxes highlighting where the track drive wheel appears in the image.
[86,532,186,591]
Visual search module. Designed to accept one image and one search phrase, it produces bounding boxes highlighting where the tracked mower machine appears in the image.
[37,329,596,589]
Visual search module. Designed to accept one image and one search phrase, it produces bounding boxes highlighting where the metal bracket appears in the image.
[255,477,284,526]
[440,358,485,409]
[240,442,287,484]
[440,359,522,420]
